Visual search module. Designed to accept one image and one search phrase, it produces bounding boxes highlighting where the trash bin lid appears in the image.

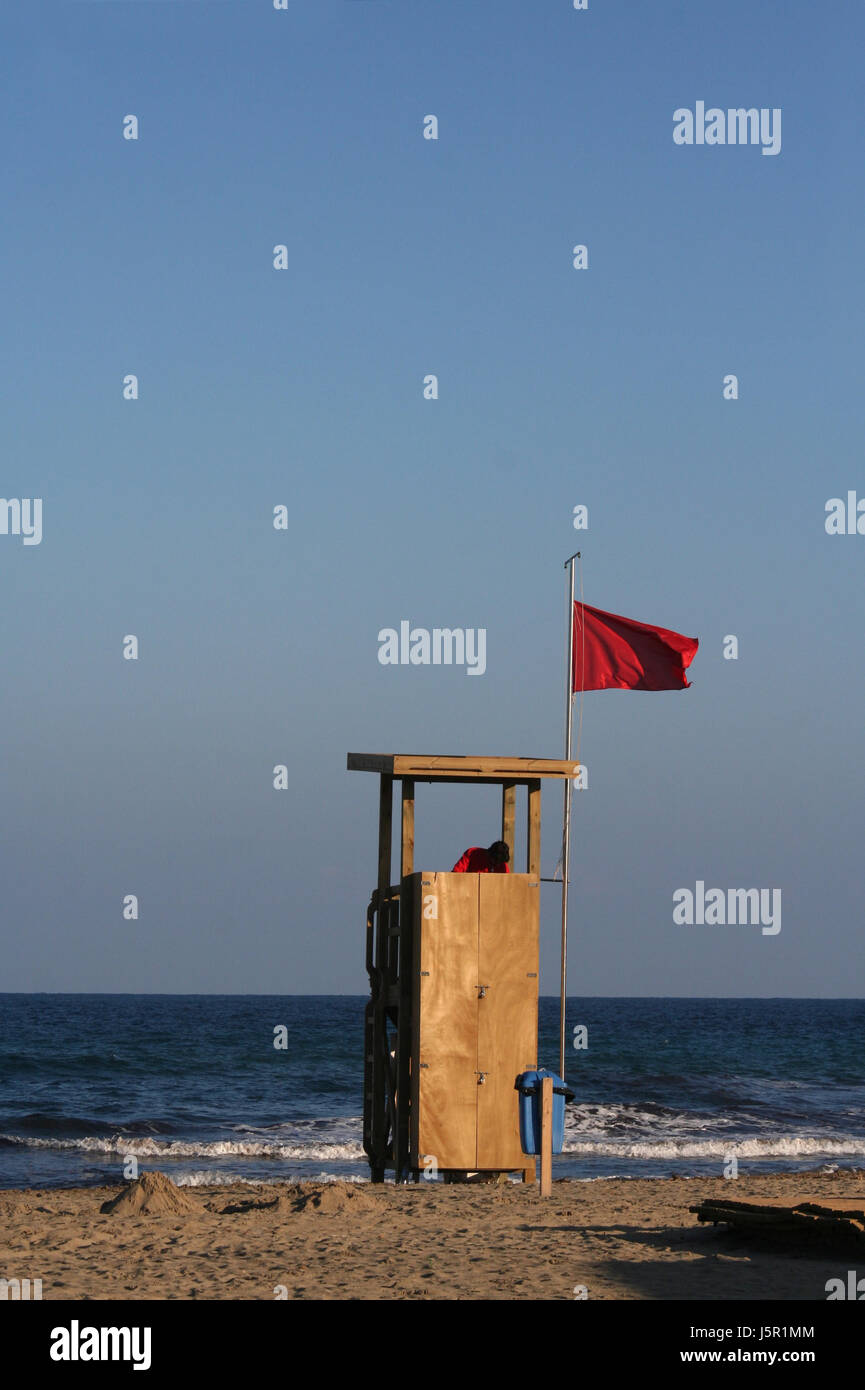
[514,1068,574,1100]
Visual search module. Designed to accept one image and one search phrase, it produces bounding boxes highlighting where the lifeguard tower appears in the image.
[347,753,578,1183]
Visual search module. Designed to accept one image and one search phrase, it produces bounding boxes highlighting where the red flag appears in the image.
[572,602,698,692]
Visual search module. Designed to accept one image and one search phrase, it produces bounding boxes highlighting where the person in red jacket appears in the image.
[452,840,510,873]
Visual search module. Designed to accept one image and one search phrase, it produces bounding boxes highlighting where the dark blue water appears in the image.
[0,995,862,1189]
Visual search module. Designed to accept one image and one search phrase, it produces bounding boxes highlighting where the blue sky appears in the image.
[2,0,863,995]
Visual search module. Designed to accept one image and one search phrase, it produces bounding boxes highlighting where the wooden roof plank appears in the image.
[347,753,579,780]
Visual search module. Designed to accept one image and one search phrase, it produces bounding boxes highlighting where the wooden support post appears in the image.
[377,775,394,916]
[527,780,542,1192]
[369,774,393,1180]
[377,773,395,980]
[395,870,413,1180]
[396,779,414,1181]
[501,781,516,862]
[527,780,541,876]
[400,779,415,879]
[539,1076,553,1197]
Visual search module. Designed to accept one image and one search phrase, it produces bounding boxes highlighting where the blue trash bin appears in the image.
[515,1070,574,1155]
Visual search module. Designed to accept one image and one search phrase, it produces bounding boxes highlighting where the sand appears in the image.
[2,1168,862,1301]
[98,1170,200,1218]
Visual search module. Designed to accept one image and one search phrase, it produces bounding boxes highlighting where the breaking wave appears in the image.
[562,1135,865,1160]
[0,1133,365,1162]
[174,1170,369,1187]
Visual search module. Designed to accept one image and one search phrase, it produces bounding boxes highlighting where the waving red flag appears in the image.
[572,602,698,692]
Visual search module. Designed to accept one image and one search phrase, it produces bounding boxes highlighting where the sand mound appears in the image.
[291,1182,377,1215]
[100,1170,199,1217]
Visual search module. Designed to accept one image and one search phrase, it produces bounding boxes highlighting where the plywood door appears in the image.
[476,875,539,1170]
[413,872,479,1170]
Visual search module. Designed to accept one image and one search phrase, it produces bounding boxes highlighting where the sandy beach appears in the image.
[2,1168,862,1301]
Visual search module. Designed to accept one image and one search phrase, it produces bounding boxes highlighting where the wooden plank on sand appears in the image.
[690,1198,865,1248]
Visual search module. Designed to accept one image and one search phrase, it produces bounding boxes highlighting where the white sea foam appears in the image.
[3,1129,862,1164]
[175,1170,369,1187]
[564,1104,731,1134]
[561,1135,865,1160]
[0,1134,365,1161]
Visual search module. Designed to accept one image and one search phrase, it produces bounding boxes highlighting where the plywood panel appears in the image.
[412,872,479,1170]
[476,875,539,1170]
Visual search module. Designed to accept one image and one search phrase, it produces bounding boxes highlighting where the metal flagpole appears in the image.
[559,552,578,1081]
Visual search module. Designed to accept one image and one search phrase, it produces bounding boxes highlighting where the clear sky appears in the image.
[2,0,863,996]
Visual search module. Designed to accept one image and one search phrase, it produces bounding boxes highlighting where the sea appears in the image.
[0,995,862,1190]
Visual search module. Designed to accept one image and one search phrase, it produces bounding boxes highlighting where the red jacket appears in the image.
[452,847,510,874]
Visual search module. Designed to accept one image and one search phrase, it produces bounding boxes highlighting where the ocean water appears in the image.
[0,995,862,1189]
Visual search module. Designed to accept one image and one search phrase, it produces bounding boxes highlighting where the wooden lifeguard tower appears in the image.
[347,753,578,1183]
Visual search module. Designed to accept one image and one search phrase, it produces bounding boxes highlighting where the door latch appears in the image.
[478,984,490,998]
[476,1072,487,1084]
